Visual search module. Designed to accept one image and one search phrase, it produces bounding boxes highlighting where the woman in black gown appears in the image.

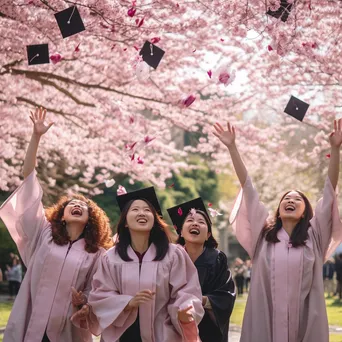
[167,198,236,342]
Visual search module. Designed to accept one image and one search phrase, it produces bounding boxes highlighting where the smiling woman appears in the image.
[75,187,205,342]
[0,107,113,342]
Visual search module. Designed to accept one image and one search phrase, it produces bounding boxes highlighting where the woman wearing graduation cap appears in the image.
[213,120,342,342]
[167,198,236,342]
[78,187,204,342]
[0,107,113,342]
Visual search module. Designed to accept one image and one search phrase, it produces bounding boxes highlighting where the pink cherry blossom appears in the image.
[208,208,223,217]
[179,94,196,108]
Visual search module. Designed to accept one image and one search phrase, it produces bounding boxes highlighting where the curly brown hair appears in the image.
[45,194,113,253]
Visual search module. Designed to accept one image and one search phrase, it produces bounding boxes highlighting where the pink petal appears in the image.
[168,183,175,188]
[117,185,127,196]
[129,116,134,124]
[74,43,81,52]
[100,22,109,29]
[192,49,196,53]
[208,208,223,217]
[220,38,224,42]
[50,53,62,64]
[137,18,144,27]
[126,142,137,150]
[130,153,135,161]
[267,45,273,51]
[177,207,183,216]
[137,156,144,164]
[151,37,161,44]
[326,154,331,158]
[133,45,140,51]
[180,94,196,108]
[208,202,212,207]
[144,136,156,144]
[127,7,136,17]
[190,208,196,217]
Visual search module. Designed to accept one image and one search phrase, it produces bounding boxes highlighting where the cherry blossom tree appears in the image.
[0,0,341,204]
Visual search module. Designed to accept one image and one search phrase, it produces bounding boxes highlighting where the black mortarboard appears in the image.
[284,95,310,122]
[167,198,212,232]
[116,187,162,217]
[54,6,85,39]
[139,41,165,69]
[267,0,293,22]
[27,44,50,65]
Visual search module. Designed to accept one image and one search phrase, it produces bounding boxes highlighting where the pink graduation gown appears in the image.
[230,175,342,342]
[0,170,104,342]
[82,243,204,342]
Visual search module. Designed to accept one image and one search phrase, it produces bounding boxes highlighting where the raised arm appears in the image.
[213,122,247,186]
[327,118,342,190]
[23,107,54,178]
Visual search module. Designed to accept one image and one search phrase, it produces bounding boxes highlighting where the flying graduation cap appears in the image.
[54,6,85,38]
[139,41,165,69]
[26,44,50,65]
[167,198,212,233]
[284,95,310,122]
[267,0,293,22]
[116,186,163,217]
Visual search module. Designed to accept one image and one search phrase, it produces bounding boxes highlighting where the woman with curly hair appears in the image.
[0,107,113,342]
[75,187,204,342]
[167,198,236,342]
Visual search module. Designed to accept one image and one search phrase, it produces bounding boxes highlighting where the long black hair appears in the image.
[115,199,171,261]
[177,209,218,249]
[263,190,313,247]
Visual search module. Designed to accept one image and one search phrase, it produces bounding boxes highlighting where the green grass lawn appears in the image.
[0,302,12,327]
[231,295,342,341]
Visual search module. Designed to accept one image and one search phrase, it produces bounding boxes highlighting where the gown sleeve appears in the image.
[81,252,137,337]
[205,251,236,334]
[310,176,342,261]
[229,175,269,259]
[0,170,50,266]
[167,246,204,341]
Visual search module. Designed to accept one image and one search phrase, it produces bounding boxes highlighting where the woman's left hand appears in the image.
[71,287,87,306]
[70,304,90,321]
[329,118,342,148]
[178,305,194,323]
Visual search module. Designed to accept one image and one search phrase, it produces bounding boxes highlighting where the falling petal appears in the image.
[208,202,212,207]
[267,45,273,51]
[178,207,183,216]
[144,136,156,144]
[208,208,223,217]
[207,70,212,78]
[137,18,144,27]
[130,153,135,161]
[129,116,134,124]
[105,179,115,188]
[151,37,161,44]
[74,43,81,52]
[192,49,196,53]
[126,142,137,150]
[168,183,175,188]
[179,94,196,108]
[137,156,144,164]
[190,208,196,217]
[326,154,331,158]
[117,185,127,196]
[127,7,136,17]
[50,53,62,64]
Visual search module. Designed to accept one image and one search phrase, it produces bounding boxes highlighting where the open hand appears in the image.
[71,287,87,306]
[126,289,155,310]
[29,107,54,136]
[177,305,194,323]
[329,119,342,148]
[213,122,236,147]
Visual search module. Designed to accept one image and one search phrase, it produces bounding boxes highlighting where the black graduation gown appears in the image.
[195,248,236,342]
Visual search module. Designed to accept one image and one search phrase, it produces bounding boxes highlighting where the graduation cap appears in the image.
[167,198,212,232]
[267,0,293,22]
[27,44,50,65]
[139,41,165,69]
[54,6,85,38]
[284,95,309,122]
[116,187,162,217]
